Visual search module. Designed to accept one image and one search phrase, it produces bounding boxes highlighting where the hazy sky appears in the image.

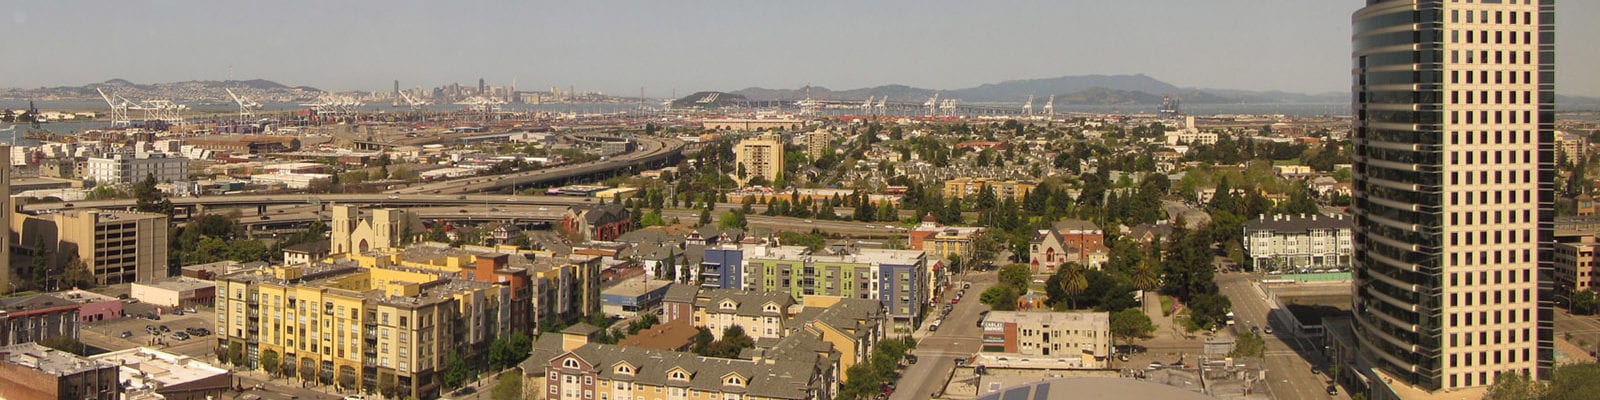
[4,1,1597,97]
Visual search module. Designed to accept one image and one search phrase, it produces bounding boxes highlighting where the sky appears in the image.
[3,1,1597,97]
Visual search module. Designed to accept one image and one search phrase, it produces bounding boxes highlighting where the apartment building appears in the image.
[530,255,604,332]
[942,177,1035,203]
[979,311,1112,369]
[702,245,923,331]
[1242,213,1354,273]
[85,151,189,184]
[524,325,832,400]
[215,262,512,399]
[734,133,785,185]
[350,242,534,333]
[1554,233,1599,304]
[0,293,82,346]
[659,285,797,341]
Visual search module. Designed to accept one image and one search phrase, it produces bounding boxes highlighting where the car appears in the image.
[1119,354,1130,361]
[955,357,968,367]
[159,325,171,333]
[182,308,196,314]
[388,196,399,200]
[119,330,133,338]
[1149,362,1164,368]
[171,332,190,341]
[171,309,184,316]
[905,354,918,364]
[260,216,271,220]
[964,282,972,290]
[344,396,369,400]
[803,219,813,223]
[1326,385,1338,395]
[1264,326,1274,334]
[951,298,959,304]
[147,313,161,320]
[1251,326,1260,334]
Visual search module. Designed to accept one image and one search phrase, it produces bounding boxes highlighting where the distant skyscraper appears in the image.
[1352,0,1554,395]
[478,78,486,95]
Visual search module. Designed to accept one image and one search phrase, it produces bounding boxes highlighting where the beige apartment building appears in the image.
[734,133,784,185]
[216,262,511,399]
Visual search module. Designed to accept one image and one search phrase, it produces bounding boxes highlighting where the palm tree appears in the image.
[1132,259,1160,306]
[1059,264,1088,309]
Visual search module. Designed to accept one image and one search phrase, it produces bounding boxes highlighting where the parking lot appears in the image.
[81,303,219,359]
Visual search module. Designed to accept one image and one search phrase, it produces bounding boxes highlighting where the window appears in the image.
[616,364,634,375]
[564,358,581,369]
[670,370,688,381]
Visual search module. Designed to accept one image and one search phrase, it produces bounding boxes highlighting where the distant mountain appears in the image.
[957,74,1180,102]
[1558,94,1600,110]
[2,79,323,102]
[729,74,1350,105]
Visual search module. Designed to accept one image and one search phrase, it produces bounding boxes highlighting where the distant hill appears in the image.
[729,74,1356,105]
[1,78,324,103]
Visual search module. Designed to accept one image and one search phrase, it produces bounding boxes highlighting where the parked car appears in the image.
[119,331,133,338]
[182,307,197,314]
[159,325,171,333]
[170,331,190,341]
[905,354,918,364]
[171,309,184,316]
[1264,326,1274,334]
[955,357,969,367]
[1326,385,1338,395]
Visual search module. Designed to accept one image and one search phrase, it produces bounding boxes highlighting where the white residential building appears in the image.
[85,152,189,184]
[1243,213,1353,273]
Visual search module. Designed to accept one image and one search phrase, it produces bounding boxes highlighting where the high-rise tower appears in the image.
[1352,0,1554,394]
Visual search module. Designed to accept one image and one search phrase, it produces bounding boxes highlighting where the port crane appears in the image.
[924,93,939,116]
[225,88,263,121]
[1044,95,1055,119]
[1023,95,1034,117]
[395,90,430,110]
[97,88,135,127]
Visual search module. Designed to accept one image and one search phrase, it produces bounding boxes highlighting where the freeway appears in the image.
[21,136,681,213]
[22,193,619,213]
[388,135,683,195]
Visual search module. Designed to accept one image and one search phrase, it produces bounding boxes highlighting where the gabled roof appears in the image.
[530,335,822,399]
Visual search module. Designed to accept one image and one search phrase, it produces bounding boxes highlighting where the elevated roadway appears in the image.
[389,135,683,195]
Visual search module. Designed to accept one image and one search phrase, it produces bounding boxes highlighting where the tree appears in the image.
[998,264,1032,291]
[491,371,523,400]
[442,354,468,389]
[1547,363,1600,400]
[1484,371,1546,400]
[979,285,1019,311]
[261,349,281,377]
[133,173,173,214]
[228,342,245,366]
[1188,293,1233,330]
[59,257,95,290]
[1110,309,1156,344]
[690,327,715,355]
[1230,332,1266,358]
[719,210,747,230]
[1132,260,1160,305]
[1057,265,1089,309]
[1572,290,1599,315]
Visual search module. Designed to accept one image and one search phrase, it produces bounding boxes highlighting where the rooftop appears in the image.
[0,343,115,376]
[743,245,925,266]
[604,276,674,298]
[974,377,1217,400]
[90,347,230,391]
[1243,213,1352,232]
[135,277,216,292]
[984,310,1111,329]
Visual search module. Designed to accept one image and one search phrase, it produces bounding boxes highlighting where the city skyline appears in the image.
[2,1,1597,97]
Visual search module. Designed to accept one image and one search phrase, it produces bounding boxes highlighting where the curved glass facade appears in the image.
[1352,0,1554,392]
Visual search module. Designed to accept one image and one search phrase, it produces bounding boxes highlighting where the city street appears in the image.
[1216,273,1348,400]
[891,271,995,400]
